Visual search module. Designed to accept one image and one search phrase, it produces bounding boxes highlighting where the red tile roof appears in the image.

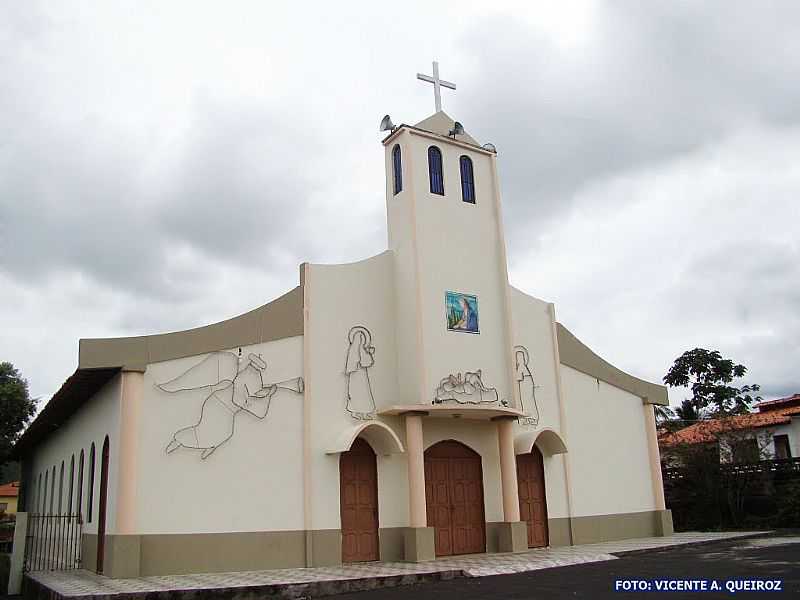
[0,482,19,497]
[756,393,800,412]
[659,405,800,447]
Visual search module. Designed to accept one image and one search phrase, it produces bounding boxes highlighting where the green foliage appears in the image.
[774,480,800,527]
[663,348,761,417]
[674,398,703,422]
[0,363,37,467]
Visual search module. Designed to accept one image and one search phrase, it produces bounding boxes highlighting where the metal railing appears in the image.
[24,514,83,572]
[663,457,800,481]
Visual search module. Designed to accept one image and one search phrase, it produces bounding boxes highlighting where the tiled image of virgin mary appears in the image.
[446,291,479,334]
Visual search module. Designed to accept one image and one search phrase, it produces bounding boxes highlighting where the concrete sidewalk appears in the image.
[24,531,765,600]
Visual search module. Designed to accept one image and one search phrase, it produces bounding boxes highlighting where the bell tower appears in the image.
[381,100,519,411]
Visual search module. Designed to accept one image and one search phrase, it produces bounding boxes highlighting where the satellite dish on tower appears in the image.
[379,115,396,132]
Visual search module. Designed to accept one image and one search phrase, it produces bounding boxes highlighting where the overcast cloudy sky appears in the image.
[1,1,798,407]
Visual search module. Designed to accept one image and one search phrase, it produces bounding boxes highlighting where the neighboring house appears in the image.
[0,481,19,516]
[659,394,800,464]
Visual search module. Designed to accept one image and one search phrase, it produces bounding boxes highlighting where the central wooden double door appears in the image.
[425,440,486,556]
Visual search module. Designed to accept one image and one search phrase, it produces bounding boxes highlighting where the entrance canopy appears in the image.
[515,427,568,456]
[327,421,405,456]
[380,405,525,420]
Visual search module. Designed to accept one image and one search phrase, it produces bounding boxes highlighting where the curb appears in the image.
[611,532,772,558]
[22,569,467,600]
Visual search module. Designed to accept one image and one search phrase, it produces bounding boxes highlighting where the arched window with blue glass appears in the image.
[460,155,475,204]
[428,146,444,195]
[392,144,402,195]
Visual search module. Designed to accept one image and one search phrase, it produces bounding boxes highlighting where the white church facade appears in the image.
[14,83,672,578]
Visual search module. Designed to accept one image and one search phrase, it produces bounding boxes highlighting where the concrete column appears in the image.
[497,417,521,522]
[116,370,144,535]
[494,417,527,552]
[402,412,435,562]
[8,512,27,594]
[643,403,666,510]
[405,413,427,528]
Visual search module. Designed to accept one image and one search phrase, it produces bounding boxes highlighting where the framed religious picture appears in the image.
[446,291,479,334]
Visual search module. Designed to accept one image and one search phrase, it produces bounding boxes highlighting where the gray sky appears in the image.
[1,1,798,407]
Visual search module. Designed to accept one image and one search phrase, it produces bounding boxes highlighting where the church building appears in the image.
[14,65,672,578]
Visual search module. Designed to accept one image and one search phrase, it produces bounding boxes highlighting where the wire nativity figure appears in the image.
[433,369,505,405]
[344,326,377,420]
[514,345,540,427]
[159,351,304,459]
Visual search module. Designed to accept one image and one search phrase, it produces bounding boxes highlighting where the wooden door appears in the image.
[96,436,110,573]
[425,441,485,556]
[340,438,379,562]
[517,447,548,548]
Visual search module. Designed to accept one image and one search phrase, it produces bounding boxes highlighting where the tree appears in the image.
[674,398,704,423]
[663,348,761,417]
[0,362,37,467]
[661,349,768,530]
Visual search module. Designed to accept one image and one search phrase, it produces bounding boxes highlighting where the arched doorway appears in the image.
[517,446,548,548]
[339,437,379,562]
[97,436,110,573]
[424,440,485,556]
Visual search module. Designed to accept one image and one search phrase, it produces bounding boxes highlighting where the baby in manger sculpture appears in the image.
[433,370,503,405]
[159,351,304,459]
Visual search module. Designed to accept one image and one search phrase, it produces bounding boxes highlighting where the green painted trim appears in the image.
[310,529,341,567]
[402,527,435,562]
[556,323,668,405]
[138,530,307,576]
[497,521,528,553]
[547,517,573,547]
[106,534,141,578]
[654,509,674,536]
[378,527,405,562]
[81,533,98,573]
[571,510,672,544]
[84,513,674,578]
[79,286,303,370]
[484,521,501,553]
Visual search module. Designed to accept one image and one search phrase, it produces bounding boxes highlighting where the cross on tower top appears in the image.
[416,61,456,113]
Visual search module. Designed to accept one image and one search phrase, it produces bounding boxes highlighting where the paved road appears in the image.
[331,532,800,599]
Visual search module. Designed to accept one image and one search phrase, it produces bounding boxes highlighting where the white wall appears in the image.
[305,251,406,531]
[766,421,798,459]
[509,286,570,519]
[27,375,122,535]
[790,419,800,457]
[136,335,304,534]
[561,365,657,517]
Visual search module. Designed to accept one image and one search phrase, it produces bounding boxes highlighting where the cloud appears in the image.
[457,2,800,248]
[0,1,798,407]
[510,124,800,401]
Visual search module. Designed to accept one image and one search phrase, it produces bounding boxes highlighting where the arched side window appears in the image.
[77,450,85,519]
[43,471,49,515]
[428,146,444,195]
[58,461,64,514]
[68,455,75,515]
[392,144,402,195]
[88,443,96,523]
[460,155,475,204]
[49,466,55,514]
